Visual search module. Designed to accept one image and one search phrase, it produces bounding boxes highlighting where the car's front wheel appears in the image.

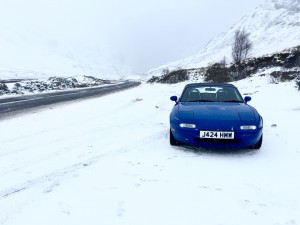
[252,134,263,149]
[170,129,180,146]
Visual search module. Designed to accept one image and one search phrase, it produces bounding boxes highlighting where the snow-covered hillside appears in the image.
[0,2,130,80]
[0,29,130,80]
[1,74,300,225]
[146,0,300,78]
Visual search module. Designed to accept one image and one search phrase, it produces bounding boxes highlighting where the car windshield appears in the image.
[180,85,244,103]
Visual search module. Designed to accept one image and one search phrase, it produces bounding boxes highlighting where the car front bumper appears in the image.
[170,125,263,149]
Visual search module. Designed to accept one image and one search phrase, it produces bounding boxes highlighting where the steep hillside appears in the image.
[145,0,300,78]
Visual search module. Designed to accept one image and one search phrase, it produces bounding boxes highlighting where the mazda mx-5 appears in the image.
[169,83,263,149]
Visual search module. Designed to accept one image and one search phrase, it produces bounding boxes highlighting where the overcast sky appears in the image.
[106,0,267,73]
[1,0,266,73]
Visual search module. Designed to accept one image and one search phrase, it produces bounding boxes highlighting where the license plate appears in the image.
[200,131,234,139]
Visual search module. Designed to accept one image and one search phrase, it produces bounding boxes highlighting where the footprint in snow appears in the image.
[198,186,222,191]
[117,201,126,217]
[59,202,71,215]
[43,182,60,193]
[132,98,143,103]
[241,199,268,215]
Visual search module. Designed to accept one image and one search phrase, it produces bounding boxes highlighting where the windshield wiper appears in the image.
[223,100,243,103]
[187,100,214,102]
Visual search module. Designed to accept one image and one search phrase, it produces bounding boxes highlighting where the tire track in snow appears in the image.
[0,130,167,199]
[0,156,102,199]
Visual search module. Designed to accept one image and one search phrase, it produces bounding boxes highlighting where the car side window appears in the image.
[181,87,200,102]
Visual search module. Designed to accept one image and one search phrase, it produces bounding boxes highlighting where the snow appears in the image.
[1,75,300,225]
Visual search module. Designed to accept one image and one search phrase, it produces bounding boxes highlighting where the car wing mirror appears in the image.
[170,96,178,102]
[244,96,251,103]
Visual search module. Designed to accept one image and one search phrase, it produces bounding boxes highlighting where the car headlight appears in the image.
[180,123,196,128]
[240,125,257,130]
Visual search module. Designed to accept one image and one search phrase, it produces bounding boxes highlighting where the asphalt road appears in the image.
[0,81,140,115]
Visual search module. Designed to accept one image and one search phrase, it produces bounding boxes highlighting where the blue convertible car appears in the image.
[169,83,263,149]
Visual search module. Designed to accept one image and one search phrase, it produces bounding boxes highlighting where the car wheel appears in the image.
[170,129,180,146]
[252,134,263,149]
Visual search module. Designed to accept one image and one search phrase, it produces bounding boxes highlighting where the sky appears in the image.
[0,0,266,74]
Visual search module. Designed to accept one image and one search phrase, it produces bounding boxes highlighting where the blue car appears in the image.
[169,83,263,149]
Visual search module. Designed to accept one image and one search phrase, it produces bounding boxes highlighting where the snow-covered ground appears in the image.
[1,76,300,225]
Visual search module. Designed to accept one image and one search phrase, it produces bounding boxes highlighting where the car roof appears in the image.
[184,83,236,88]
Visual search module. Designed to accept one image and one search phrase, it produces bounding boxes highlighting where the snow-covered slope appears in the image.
[0,3,130,80]
[0,28,130,80]
[146,0,300,77]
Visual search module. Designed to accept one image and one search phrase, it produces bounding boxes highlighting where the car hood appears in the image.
[178,102,256,121]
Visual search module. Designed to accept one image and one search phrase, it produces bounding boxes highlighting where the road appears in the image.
[0,81,140,115]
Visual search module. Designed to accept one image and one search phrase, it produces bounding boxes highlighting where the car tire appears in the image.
[170,129,180,146]
[252,134,263,149]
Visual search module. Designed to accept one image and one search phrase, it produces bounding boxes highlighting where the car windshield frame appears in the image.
[179,84,244,103]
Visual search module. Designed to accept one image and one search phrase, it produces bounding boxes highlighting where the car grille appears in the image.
[194,137,240,144]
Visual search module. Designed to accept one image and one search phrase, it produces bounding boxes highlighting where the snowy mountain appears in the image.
[145,0,300,77]
[0,28,130,80]
[0,2,130,80]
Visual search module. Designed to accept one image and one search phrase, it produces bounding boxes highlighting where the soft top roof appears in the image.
[184,83,236,88]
